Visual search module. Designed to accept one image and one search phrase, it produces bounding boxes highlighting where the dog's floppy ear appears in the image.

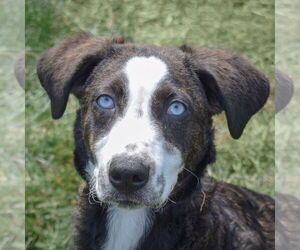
[182,46,270,139]
[37,32,125,119]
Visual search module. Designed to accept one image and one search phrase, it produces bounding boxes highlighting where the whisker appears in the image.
[200,190,206,213]
[183,167,200,186]
[92,194,101,204]
[154,202,167,213]
[88,191,94,205]
[92,190,102,204]
[168,197,177,204]
[86,179,103,205]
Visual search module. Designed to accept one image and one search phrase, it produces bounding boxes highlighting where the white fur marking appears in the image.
[102,207,152,250]
[125,56,167,92]
[95,56,168,175]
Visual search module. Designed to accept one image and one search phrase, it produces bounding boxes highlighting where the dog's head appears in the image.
[37,33,269,209]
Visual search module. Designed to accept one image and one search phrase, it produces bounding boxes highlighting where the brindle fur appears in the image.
[37,33,274,250]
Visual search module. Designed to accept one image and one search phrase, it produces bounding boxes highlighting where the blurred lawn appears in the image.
[26,0,274,249]
[0,0,25,249]
[275,0,300,199]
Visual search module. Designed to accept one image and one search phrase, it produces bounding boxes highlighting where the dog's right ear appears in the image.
[180,45,270,139]
[37,32,125,119]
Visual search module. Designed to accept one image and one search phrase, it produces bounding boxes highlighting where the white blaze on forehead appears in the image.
[123,56,167,120]
[124,56,167,93]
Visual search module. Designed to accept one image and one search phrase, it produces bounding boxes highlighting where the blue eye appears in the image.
[96,95,115,109]
[167,101,186,116]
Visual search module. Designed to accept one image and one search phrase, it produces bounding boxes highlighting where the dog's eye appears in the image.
[167,101,186,116]
[96,95,115,109]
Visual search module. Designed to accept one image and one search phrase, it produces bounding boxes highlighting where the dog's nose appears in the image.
[109,156,150,193]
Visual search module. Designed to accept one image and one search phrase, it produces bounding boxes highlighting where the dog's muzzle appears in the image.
[108,154,151,194]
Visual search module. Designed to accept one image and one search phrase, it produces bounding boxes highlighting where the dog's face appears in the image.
[37,33,269,209]
[81,51,211,208]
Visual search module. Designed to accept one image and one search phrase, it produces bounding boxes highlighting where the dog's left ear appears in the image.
[37,32,125,119]
[181,46,270,139]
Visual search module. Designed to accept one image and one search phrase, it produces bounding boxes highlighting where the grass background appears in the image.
[0,0,25,249]
[25,0,274,249]
[275,1,300,198]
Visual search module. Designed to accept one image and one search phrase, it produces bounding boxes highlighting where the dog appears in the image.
[37,33,274,250]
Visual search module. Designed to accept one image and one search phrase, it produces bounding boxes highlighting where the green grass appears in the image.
[276,111,300,198]
[26,0,274,249]
[275,0,300,199]
[0,0,25,249]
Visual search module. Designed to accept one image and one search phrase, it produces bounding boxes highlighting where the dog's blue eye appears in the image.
[96,95,115,109]
[167,102,186,116]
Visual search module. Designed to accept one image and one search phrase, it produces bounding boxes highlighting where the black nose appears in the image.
[109,156,150,193]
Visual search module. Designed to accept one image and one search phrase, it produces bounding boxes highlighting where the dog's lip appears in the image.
[112,199,164,209]
[114,199,144,209]
[102,193,161,208]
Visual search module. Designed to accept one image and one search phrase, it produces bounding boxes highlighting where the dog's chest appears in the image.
[101,207,152,250]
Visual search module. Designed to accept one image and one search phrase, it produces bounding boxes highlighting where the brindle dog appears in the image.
[37,33,274,250]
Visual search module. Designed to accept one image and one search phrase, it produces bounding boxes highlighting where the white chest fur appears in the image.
[102,207,152,250]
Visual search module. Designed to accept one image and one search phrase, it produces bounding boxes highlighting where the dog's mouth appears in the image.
[114,200,143,209]
[102,196,150,209]
[101,194,162,209]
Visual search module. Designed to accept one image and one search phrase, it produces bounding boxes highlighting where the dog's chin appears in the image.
[98,193,163,210]
[96,186,165,209]
[103,198,160,209]
[113,200,146,209]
